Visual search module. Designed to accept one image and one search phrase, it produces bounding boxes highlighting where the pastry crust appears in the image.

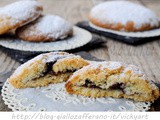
[9,52,89,88]
[65,61,160,102]
[0,0,43,35]
[16,15,73,42]
[89,1,160,32]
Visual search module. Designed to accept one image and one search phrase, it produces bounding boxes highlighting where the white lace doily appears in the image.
[89,22,160,38]
[0,26,92,52]
[2,80,151,111]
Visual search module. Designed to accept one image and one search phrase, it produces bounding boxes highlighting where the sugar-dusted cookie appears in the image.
[89,1,160,32]
[16,15,73,42]
[9,52,89,89]
[65,61,160,102]
[0,0,43,35]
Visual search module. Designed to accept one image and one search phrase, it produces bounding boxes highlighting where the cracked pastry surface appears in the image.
[65,61,160,102]
[9,52,89,89]
[89,1,160,32]
[0,0,43,35]
[16,15,73,42]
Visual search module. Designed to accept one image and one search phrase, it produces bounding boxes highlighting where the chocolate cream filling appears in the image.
[82,79,125,92]
[80,78,155,97]
[32,60,77,81]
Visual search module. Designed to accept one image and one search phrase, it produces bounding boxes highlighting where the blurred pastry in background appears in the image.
[16,15,73,42]
[89,1,160,32]
[0,0,43,35]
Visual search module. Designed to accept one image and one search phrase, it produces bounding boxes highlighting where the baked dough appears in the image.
[9,52,89,89]
[89,1,160,32]
[0,0,43,35]
[65,61,160,102]
[16,15,73,42]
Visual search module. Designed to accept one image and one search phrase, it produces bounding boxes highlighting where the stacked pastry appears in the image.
[9,52,160,102]
[0,0,73,42]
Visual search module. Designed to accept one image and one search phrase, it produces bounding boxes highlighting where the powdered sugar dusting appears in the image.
[103,61,123,70]
[0,0,42,25]
[71,61,123,77]
[124,64,147,80]
[32,15,73,39]
[45,52,79,63]
[124,65,144,75]
[73,61,147,81]
[13,54,44,76]
[90,1,159,29]
[12,52,80,76]
[87,61,123,71]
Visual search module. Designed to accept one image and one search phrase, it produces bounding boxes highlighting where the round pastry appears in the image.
[0,0,43,35]
[8,52,89,89]
[89,1,160,32]
[16,15,73,42]
[65,61,160,102]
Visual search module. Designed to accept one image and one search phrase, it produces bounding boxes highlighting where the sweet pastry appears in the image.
[16,15,73,42]
[9,52,89,89]
[89,1,160,32]
[65,61,160,102]
[0,0,43,35]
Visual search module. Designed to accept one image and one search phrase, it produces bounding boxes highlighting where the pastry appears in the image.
[89,1,160,32]
[65,61,160,102]
[16,15,73,42]
[9,52,89,89]
[0,0,43,35]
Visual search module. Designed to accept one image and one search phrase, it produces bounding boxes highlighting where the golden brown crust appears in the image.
[16,26,73,42]
[65,61,160,102]
[89,17,158,32]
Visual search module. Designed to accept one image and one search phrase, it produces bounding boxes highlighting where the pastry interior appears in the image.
[9,52,89,88]
[66,62,160,102]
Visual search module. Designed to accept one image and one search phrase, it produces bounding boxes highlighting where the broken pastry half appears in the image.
[65,61,160,102]
[9,52,89,89]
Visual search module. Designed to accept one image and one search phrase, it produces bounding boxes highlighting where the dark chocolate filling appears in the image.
[45,61,57,74]
[84,79,93,86]
[44,55,69,74]
[82,79,101,89]
[31,69,76,81]
[28,55,78,82]
[31,59,77,81]
[109,83,125,90]
[82,80,125,92]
